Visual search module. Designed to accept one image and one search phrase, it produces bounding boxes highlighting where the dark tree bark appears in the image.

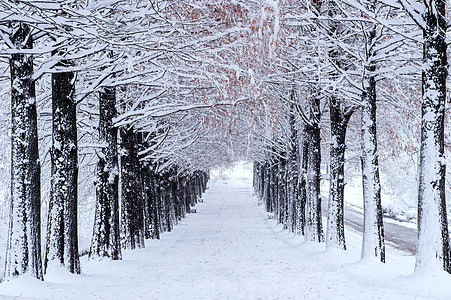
[188,174,196,208]
[120,127,145,249]
[156,173,167,232]
[283,163,290,229]
[90,87,121,260]
[264,163,272,214]
[183,176,192,214]
[305,120,324,242]
[303,93,324,242]
[169,171,179,226]
[277,157,286,225]
[297,134,308,236]
[142,164,160,239]
[45,60,80,274]
[4,21,43,280]
[195,171,203,201]
[177,175,187,219]
[268,162,276,214]
[288,104,299,233]
[164,175,174,232]
[260,165,267,212]
[150,170,161,239]
[253,162,258,191]
[153,172,164,233]
[159,175,169,232]
[415,0,450,273]
[326,96,352,250]
[171,170,182,225]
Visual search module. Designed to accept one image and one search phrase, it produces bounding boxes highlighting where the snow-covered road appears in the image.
[1,165,450,299]
[321,201,417,255]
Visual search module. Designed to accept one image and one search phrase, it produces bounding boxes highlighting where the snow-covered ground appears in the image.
[340,175,417,224]
[1,162,450,299]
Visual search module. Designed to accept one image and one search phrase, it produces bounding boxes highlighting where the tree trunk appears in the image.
[326,97,351,250]
[90,87,121,260]
[189,174,196,208]
[150,171,161,239]
[183,176,192,214]
[415,0,450,273]
[154,173,164,234]
[170,171,179,225]
[4,21,43,280]
[268,162,276,214]
[262,165,270,212]
[277,158,286,224]
[360,30,385,261]
[120,127,145,249]
[45,61,80,274]
[142,164,158,239]
[288,104,299,233]
[305,121,324,242]
[297,135,308,236]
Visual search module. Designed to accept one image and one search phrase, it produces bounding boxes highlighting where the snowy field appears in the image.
[0,162,450,299]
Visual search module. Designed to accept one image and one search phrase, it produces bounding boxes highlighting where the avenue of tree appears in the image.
[0,0,449,281]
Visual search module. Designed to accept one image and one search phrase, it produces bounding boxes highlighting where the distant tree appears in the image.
[297,132,308,236]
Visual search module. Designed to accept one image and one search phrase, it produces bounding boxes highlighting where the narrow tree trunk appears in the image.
[284,163,290,229]
[305,121,324,242]
[288,104,299,233]
[45,61,80,274]
[297,135,308,235]
[150,171,161,239]
[90,87,121,260]
[277,158,286,224]
[196,172,203,200]
[170,171,180,225]
[189,174,196,208]
[120,127,145,249]
[360,34,385,261]
[272,161,280,219]
[142,164,154,239]
[154,173,164,234]
[159,175,169,232]
[4,22,43,280]
[166,174,175,231]
[326,97,351,250]
[268,162,276,213]
[253,162,258,191]
[183,176,192,214]
[260,165,267,211]
[178,176,187,219]
[415,0,450,273]
[288,152,299,234]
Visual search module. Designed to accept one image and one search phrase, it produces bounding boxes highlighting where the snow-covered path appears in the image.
[1,165,450,299]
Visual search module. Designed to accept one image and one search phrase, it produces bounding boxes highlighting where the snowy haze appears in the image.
[0,162,449,299]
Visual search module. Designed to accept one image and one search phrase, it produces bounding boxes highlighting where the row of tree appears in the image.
[0,0,449,282]
[248,0,449,274]
[1,0,226,281]
[7,50,210,277]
